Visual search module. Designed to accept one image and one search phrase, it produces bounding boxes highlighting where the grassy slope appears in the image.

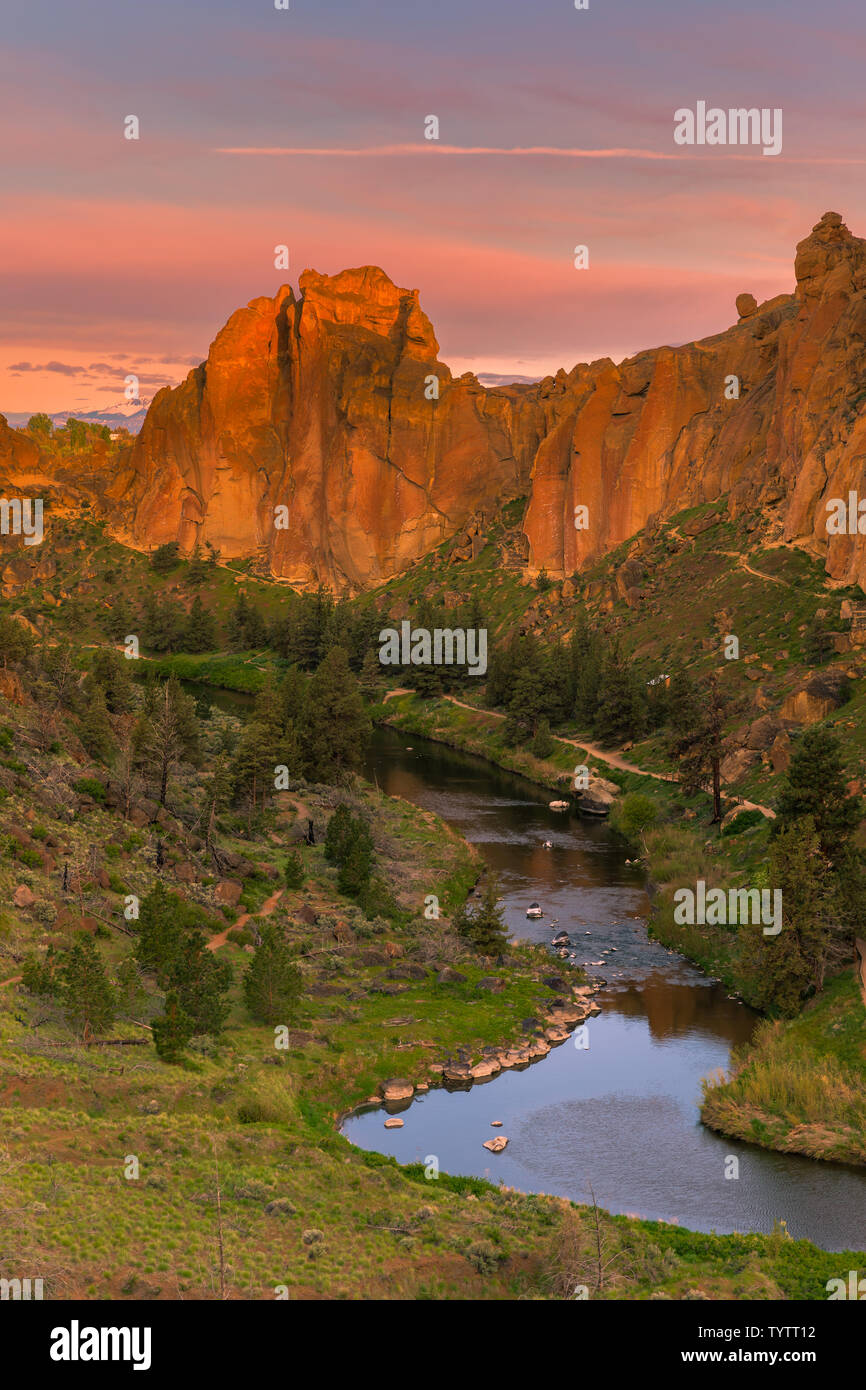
[2,705,863,1299]
[3,497,866,1293]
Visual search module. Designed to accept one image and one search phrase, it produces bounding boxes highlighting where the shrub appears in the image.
[73,777,107,804]
[721,808,766,837]
[283,850,304,889]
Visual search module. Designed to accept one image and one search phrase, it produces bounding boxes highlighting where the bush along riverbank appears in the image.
[376,691,866,1170]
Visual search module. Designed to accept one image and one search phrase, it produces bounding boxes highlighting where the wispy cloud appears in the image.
[9,360,88,376]
[215,143,866,166]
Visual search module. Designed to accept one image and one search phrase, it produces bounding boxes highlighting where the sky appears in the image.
[2,0,866,413]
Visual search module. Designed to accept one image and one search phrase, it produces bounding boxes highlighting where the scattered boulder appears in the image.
[476,976,505,993]
[577,774,619,815]
[215,879,243,908]
[436,966,467,984]
[719,747,759,783]
[482,1136,509,1153]
[12,885,35,908]
[745,714,784,750]
[469,1058,501,1080]
[378,1078,414,1103]
[781,669,852,725]
[384,1117,404,1129]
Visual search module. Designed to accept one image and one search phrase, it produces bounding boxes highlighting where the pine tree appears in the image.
[301,647,371,782]
[593,641,646,746]
[666,667,701,743]
[136,881,184,980]
[508,662,547,741]
[453,876,510,956]
[138,678,200,806]
[338,838,373,897]
[90,648,134,713]
[78,682,116,764]
[358,648,382,700]
[170,934,231,1036]
[802,615,834,666]
[737,818,833,1013]
[669,671,728,820]
[201,753,233,852]
[530,717,555,759]
[283,850,304,889]
[59,936,116,1036]
[152,991,195,1063]
[186,547,209,586]
[574,627,604,729]
[184,595,218,652]
[774,726,860,860]
[242,925,303,1026]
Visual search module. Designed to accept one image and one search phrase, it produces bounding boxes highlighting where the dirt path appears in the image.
[207,887,284,952]
[0,974,22,989]
[391,691,776,820]
[719,551,789,588]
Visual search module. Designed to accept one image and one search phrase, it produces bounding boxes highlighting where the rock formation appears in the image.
[6,213,866,593]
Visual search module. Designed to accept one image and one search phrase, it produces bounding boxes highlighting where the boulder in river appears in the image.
[482,1135,509,1153]
[378,1077,414,1102]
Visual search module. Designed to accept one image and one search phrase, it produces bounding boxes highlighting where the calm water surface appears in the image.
[342,726,866,1252]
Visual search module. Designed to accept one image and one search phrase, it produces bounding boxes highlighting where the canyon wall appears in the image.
[5,212,866,593]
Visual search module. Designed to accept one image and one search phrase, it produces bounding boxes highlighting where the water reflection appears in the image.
[345,726,866,1251]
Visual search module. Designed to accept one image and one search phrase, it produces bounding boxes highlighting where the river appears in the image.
[342,725,866,1253]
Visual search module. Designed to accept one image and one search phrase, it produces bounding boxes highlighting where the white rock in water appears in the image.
[483,1135,509,1153]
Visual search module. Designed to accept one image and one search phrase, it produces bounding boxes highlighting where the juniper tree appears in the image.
[152,991,195,1064]
[59,936,116,1036]
[453,876,510,957]
[242,925,303,1026]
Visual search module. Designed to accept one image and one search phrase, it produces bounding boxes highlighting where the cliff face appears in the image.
[9,212,866,593]
[112,267,543,592]
[524,212,866,588]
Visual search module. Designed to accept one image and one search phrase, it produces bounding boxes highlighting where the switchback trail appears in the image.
[385,690,775,819]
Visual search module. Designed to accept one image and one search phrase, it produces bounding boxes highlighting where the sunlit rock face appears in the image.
[525,212,866,591]
[11,213,866,593]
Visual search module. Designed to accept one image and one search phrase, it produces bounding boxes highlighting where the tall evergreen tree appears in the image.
[669,671,728,820]
[59,936,116,1036]
[593,641,646,746]
[301,647,371,782]
[774,726,860,860]
[90,648,135,713]
[184,595,218,652]
[77,682,116,764]
[242,925,303,1026]
[152,991,195,1063]
[137,677,199,806]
